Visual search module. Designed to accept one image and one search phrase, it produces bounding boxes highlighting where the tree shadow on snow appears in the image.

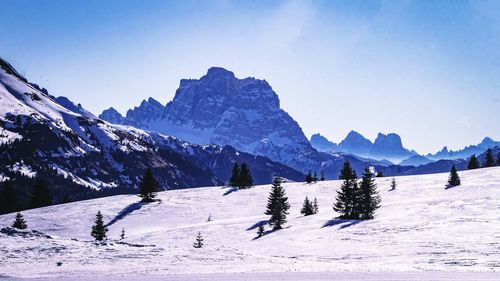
[106,201,143,227]
[322,219,362,229]
[445,184,459,190]
[251,224,291,240]
[246,220,269,231]
[223,187,238,196]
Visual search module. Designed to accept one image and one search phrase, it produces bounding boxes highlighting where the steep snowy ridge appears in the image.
[0,167,499,278]
[427,137,500,160]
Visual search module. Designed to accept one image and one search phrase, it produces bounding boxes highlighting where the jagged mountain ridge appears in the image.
[100,67,321,173]
[310,130,417,163]
[0,57,305,208]
[427,137,500,160]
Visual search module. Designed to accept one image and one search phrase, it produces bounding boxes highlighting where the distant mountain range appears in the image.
[310,131,418,163]
[311,132,499,165]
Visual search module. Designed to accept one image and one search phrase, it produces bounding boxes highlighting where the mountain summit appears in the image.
[100,67,317,172]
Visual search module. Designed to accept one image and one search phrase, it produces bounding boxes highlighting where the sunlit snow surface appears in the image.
[0,168,499,279]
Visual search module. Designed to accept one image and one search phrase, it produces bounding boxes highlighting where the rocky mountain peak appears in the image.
[374,133,403,149]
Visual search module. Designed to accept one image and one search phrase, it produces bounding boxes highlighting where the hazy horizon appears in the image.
[1,0,499,154]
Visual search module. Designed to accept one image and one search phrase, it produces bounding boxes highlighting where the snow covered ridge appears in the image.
[0,167,499,278]
[0,57,305,204]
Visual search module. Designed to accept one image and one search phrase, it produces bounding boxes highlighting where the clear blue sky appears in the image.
[1,0,499,154]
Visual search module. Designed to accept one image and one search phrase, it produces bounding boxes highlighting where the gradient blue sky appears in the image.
[1,0,499,154]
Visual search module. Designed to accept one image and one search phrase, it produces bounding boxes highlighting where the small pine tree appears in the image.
[238,162,254,189]
[120,228,125,240]
[448,165,461,187]
[376,171,384,177]
[207,214,212,222]
[91,211,108,241]
[483,149,495,168]
[320,170,325,181]
[467,154,480,170]
[138,168,160,202]
[313,171,318,183]
[313,197,319,214]
[358,167,381,220]
[333,160,359,219]
[257,223,265,238]
[193,232,203,248]
[30,178,52,209]
[265,177,290,230]
[229,162,240,187]
[390,178,397,191]
[300,196,314,216]
[12,212,27,229]
[305,171,313,183]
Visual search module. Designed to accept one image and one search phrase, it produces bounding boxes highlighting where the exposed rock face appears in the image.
[310,133,338,152]
[100,67,319,172]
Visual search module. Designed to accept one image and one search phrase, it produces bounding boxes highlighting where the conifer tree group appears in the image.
[333,160,381,220]
[139,168,160,202]
[0,182,17,214]
[320,171,326,181]
[265,176,290,230]
[300,196,319,216]
[448,165,461,187]
[467,154,480,170]
[12,212,27,229]
[376,171,384,177]
[91,210,108,241]
[497,152,500,166]
[229,162,254,189]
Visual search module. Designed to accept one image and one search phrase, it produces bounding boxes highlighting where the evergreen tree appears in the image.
[12,212,27,229]
[305,171,313,183]
[467,154,480,170]
[390,178,397,191]
[497,152,500,166]
[376,171,384,177]
[339,160,357,180]
[265,177,290,230]
[448,165,461,187]
[193,232,203,248]
[257,223,265,238]
[313,171,318,183]
[91,211,108,241]
[483,148,495,167]
[120,228,125,240]
[229,162,240,187]
[238,162,254,189]
[358,167,381,220]
[300,196,314,216]
[61,194,71,204]
[30,178,52,209]
[333,160,360,219]
[313,197,319,214]
[0,181,17,214]
[138,168,160,202]
[320,170,325,181]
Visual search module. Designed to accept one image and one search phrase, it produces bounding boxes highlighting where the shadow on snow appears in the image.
[322,219,362,229]
[106,201,143,227]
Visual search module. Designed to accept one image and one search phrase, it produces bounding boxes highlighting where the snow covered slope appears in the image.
[1,167,499,278]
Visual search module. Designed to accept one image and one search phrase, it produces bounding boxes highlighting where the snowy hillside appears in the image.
[1,167,499,279]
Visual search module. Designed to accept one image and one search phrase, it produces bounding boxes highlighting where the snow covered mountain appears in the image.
[1,167,499,279]
[100,67,322,173]
[0,57,304,207]
[311,131,417,163]
[427,137,500,160]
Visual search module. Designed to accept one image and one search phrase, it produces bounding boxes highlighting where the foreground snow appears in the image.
[0,167,499,279]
